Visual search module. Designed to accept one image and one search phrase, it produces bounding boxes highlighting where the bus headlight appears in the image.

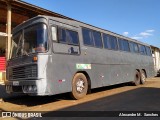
[23,86,28,92]
[28,86,32,92]
[33,86,37,92]
[23,85,37,93]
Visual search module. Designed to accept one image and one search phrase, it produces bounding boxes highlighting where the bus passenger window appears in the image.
[58,27,67,43]
[129,42,134,53]
[118,39,130,52]
[133,43,139,53]
[103,34,110,49]
[145,46,152,56]
[109,35,118,50]
[66,30,79,45]
[82,28,94,46]
[93,31,103,48]
[129,42,139,53]
[139,45,147,55]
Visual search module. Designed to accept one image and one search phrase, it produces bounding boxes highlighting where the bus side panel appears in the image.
[45,54,84,95]
[141,56,155,77]
[90,64,135,88]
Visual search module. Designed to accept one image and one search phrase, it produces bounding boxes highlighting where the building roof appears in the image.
[151,45,160,50]
[0,0,73,33]
[7,0,73,20]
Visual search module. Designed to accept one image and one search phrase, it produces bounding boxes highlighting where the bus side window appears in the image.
[129,42,139,53]
[118,38,130,52]
[58,27,67,43]
[51,26,57,42]
[93,31,103,48]
[66,30,79,45]
[129,42,134,53]
[109,35,118,50]
[82,28,94,46]
[103,33,111,49]
[145,46,152,56]
[139,44,147,55]
[134,43,139,53]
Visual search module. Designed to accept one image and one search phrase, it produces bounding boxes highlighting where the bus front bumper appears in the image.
[5,79,47,96]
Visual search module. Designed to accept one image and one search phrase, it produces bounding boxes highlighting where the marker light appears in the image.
[33,56,38,62]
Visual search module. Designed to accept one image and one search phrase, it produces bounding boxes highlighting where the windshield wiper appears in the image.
[16,34,23,56]
[22,50,29,56]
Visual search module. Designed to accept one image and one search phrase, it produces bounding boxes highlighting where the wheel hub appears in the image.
[76,79,85,93]
[142,73,146,82]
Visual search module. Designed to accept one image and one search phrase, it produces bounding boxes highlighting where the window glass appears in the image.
[103,34,110,49]
[24,24,48,54]
[103,34,117,50]
[118,39,130,52]
[82,28,94,46]
[109,35,117,50]
[145,46,152,56]
[66,30,79,45]
[58,27,79,45]
[93,31,103,48]
[123,39,130,52]
[11,31,22,58]
[129,42,139,53]
[51,26,57,41]
[58,27,67,43]
[139,45,146,55]
[129,42,134,53]
[134,43,139,53]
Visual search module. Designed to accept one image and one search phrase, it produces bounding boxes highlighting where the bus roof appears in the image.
[47,15,150,46]
[13,15,150,47]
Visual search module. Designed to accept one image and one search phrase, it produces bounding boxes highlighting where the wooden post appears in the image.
[6,3,11,60]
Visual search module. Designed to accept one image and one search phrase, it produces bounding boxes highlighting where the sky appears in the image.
[23,0,160,48]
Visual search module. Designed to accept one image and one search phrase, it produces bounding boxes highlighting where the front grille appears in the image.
[9,65,37,80]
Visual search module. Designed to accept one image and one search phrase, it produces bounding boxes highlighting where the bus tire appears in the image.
[133,70,140,86]
[140,70,146,84]
[71,73,88,100]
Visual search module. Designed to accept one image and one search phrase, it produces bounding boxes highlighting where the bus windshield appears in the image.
[11,23,48,58]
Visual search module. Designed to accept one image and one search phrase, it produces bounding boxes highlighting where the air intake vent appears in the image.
[9,65,37,80]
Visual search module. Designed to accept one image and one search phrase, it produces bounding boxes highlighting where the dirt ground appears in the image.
[0,77,160,119]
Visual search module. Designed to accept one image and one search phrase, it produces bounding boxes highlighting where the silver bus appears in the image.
[5,15,155,99]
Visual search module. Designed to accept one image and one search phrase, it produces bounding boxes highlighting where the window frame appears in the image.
[102,33,110,49]
[23,23,49,53]
[145,46,152,56]
[66,29,80,45]
[82,27,94,47]
[108,35,118,50]
[118,38,130,52]
[139,44,147,55]
[102,33,118,51]
[50,25,58,42]
[92,30,103,48]
[129,41,139,54]
[58,26,80,46]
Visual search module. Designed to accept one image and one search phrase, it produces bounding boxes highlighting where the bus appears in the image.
[5,15,155,99]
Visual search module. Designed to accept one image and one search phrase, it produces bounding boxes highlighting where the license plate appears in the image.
[13,81,19,86]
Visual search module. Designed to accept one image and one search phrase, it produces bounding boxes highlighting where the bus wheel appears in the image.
[71,73,88,100]
[133,70,140,86]
[141,70,146,84]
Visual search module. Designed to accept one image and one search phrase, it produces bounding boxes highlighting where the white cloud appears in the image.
[123,32,129,36]
[131,29,155,40]
[139,32,152,37]
[131,36,143,40]
[145,29,155,33]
